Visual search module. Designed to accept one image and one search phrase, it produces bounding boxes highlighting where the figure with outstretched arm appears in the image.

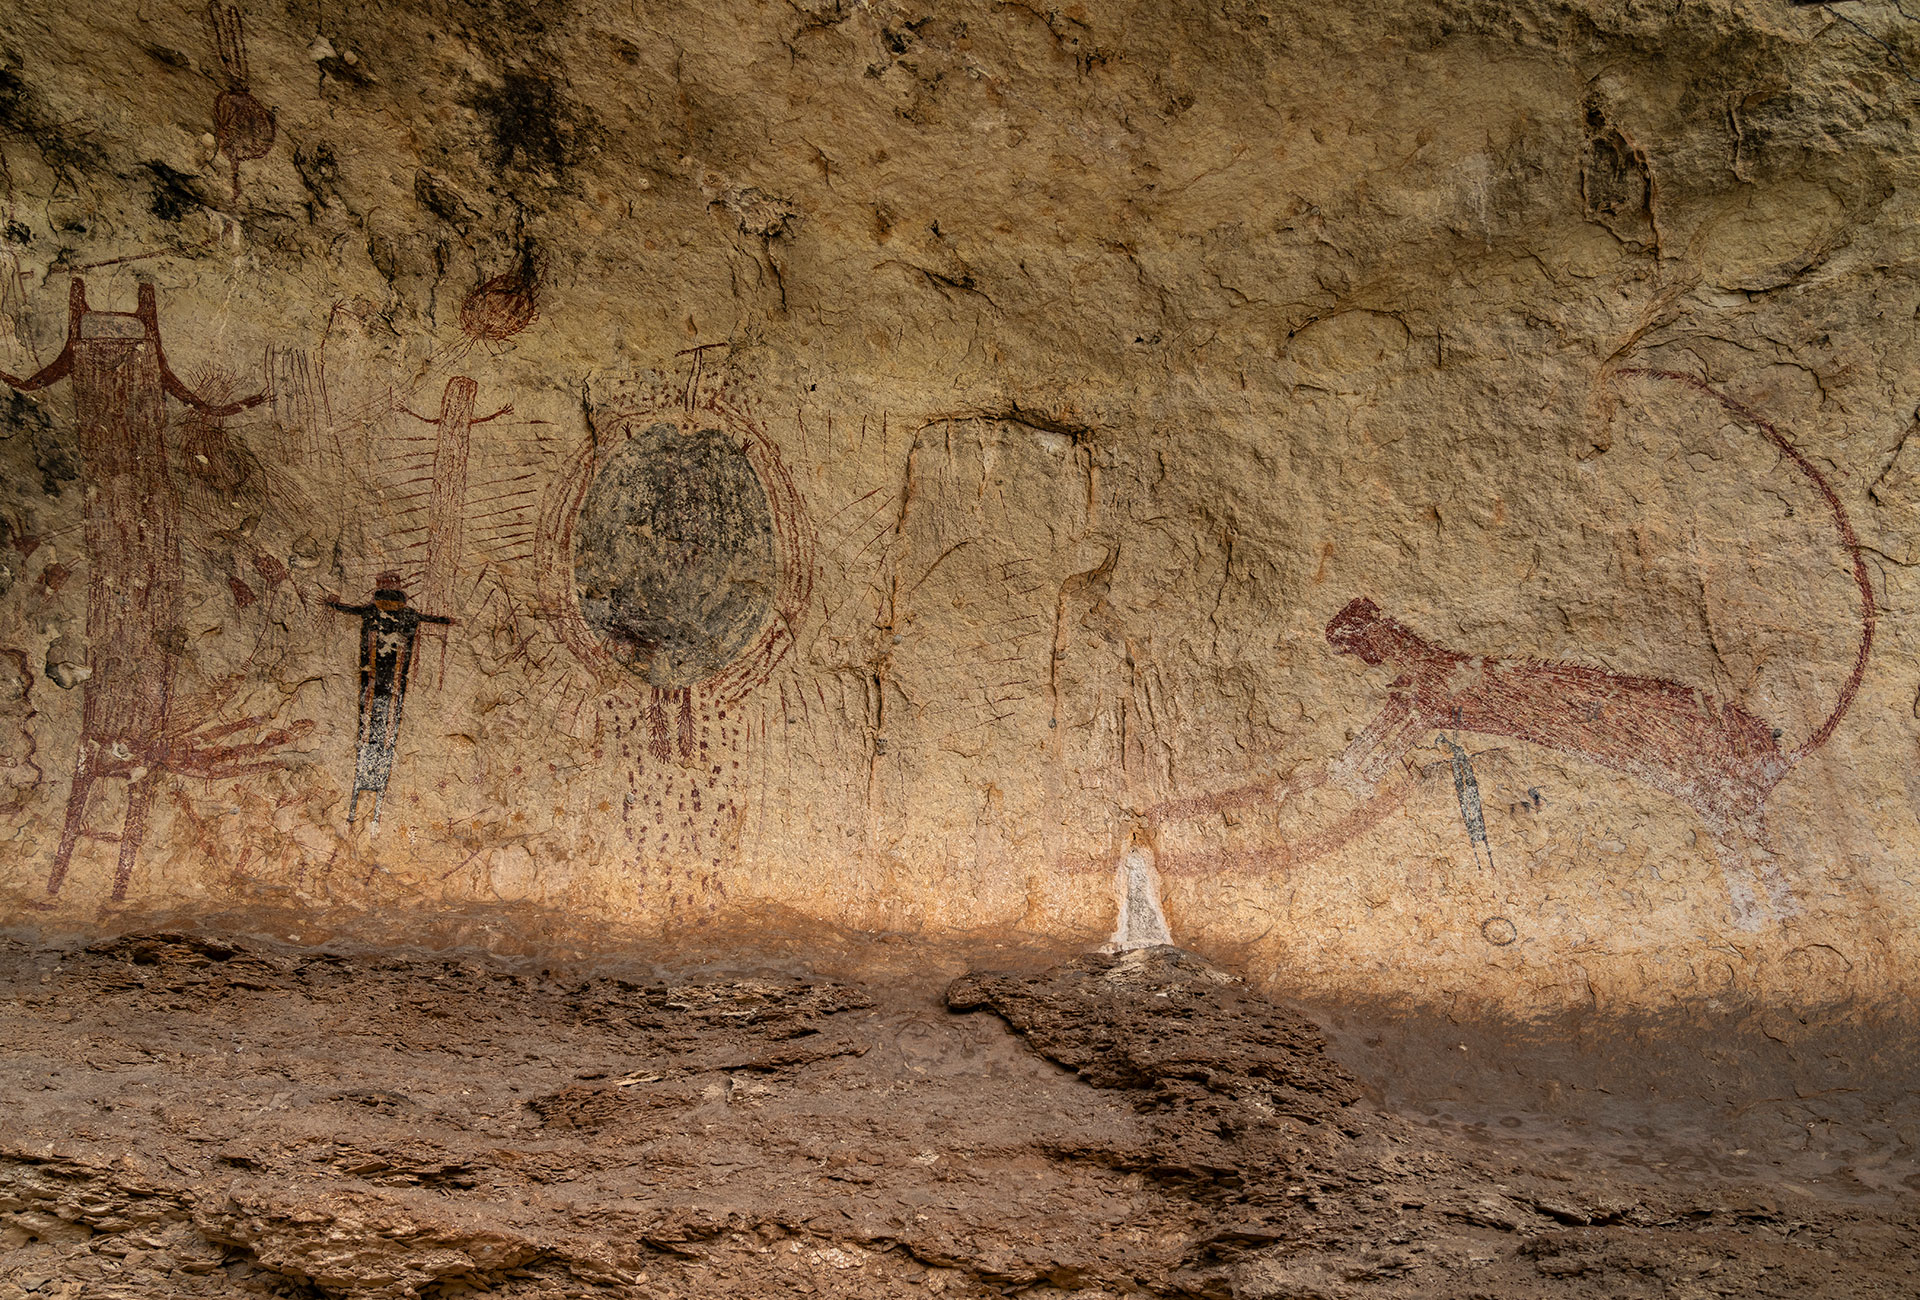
[3,279,267,901]
[326,574,455,828]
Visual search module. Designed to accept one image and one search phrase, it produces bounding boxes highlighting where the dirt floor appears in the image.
[0,932,1915,1299]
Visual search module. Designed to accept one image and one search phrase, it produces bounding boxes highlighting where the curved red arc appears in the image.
[1616,367,1874,762]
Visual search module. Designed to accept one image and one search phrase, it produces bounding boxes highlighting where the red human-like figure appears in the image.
[206,3,275,204]
[394,376,512,687]
[2,279,303,901]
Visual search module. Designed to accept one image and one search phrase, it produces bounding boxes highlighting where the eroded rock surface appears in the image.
[1,936,1912,1298]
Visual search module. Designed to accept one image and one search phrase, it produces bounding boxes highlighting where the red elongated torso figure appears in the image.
[2,279,265,899]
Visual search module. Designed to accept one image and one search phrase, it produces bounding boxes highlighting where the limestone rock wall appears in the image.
[1,0,1917,1017]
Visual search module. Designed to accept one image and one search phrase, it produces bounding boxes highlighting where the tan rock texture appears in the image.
[0,0,1917,1017]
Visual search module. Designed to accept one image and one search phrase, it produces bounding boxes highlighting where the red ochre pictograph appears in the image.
[205,3,275,205]
[536,388,813,728]
[1149,369,1873,920]
[524,372,815,910]
[1,280,311,901]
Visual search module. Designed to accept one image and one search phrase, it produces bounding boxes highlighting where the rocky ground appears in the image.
[0,934,1914,1299]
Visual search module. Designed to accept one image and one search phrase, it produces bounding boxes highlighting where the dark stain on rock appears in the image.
[366,232,402,287]
[143,44,192,71]
[0,50,106,181]
[465,70,596,177]
[414,169,478,232]
[573,423,776,688]
[317,53,375,89]
[145,160,206,222]
[292,140,341,213]
[1581,103,1653,247]
[1,392,75,497]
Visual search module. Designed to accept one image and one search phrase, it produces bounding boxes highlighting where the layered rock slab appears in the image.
[1,936,1913,1298]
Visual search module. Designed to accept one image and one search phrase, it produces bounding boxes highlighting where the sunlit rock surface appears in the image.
[0,0,1917,1021]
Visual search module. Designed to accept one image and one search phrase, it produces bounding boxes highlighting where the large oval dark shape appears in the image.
[572,422,777,687]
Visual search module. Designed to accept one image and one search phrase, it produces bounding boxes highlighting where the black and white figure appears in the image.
[327,575,454,828]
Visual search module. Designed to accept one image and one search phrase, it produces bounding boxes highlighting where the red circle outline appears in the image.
[535,396,813,705]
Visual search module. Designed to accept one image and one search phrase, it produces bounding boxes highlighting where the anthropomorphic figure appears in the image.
[399,376,510,687]
[206,2,275,203]
[2,279,278,901]
[326,574,453,827]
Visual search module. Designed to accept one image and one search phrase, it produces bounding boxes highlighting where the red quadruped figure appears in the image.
[1320,373,1874,921]
[0,279,303,902]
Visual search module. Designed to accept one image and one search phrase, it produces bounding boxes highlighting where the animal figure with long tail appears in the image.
[1323,368,1874,923]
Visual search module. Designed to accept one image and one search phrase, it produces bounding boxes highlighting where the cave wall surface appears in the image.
[1,0,1918,1019]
